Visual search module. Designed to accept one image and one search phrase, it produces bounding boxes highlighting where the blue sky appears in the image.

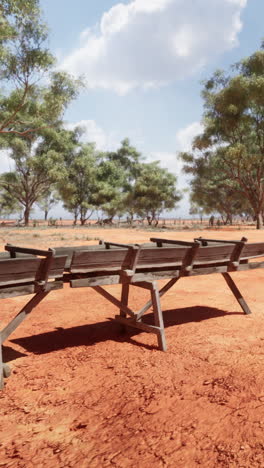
[3,0,264,219]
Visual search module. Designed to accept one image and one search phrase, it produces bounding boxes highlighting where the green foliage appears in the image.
[0,0,82,137]
[37,189,59,221]
[0,130,67,224]
[181,150,250,224]
[58,141,98,225]
[95,154,127,220]
[181,44,264,229]
[0,188,20,217]
[132,162,181,225]
[91,139,142,221]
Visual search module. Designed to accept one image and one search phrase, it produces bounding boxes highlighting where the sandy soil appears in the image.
[0,227,263,467]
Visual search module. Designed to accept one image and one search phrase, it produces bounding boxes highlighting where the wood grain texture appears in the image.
[0,255,67,286]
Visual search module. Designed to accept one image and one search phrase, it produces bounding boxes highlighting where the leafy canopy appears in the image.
[180,43,264,228]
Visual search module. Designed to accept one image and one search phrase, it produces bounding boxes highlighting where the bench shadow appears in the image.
[2,345,27,363]
[10,306,241,355]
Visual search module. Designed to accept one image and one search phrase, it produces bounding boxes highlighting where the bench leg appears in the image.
[95,281,168,350]
[120,283,129,318]
[0,337,3,389]
[222,272,252,315]
[0,290,49,389]
[151,282,167,351]
[119,283,130,332]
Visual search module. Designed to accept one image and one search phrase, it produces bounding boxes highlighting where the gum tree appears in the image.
[0,0,81,138]
[181,44,264,228]
[133,162,181,225]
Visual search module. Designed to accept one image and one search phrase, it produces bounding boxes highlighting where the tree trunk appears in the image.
[24,206,30,226]
[73,211,78,225]
[44,210,48,221]
[256,212,263,229]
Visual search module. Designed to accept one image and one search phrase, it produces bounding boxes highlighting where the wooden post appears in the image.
[222,272,252,315]
[151,282,167,351]
[120,283,129,318]
[119,282,130,333]
[0,337,3,389]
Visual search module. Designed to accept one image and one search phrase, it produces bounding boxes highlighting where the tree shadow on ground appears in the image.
[10,306,241,356]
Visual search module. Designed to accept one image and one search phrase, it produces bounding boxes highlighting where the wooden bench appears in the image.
[65,236,264,352]
[1,237,264,387]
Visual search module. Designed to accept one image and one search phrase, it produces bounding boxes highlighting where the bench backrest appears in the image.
[69,243,242,274]
[193,244,235,264]
[0,255,67,287]
[240,242,264,259]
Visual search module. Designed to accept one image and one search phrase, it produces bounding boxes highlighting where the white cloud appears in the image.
[65,119,119,151]
[60,0,247,94]
[146,120,203,180]
[176,121,204,152]
[0,150,15,173]
[146,121,203,217]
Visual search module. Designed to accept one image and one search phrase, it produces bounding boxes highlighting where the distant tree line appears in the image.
[0,1,181,225]
[0,132,181,225]
[2,1,264,228]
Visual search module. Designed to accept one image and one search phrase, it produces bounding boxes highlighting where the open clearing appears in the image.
[0,227,263,467]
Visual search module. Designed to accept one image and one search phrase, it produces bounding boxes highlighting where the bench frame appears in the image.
[69,237,254,353]
[1,236,263,388]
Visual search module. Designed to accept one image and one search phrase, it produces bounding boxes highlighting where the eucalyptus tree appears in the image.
[0,0,81,138]
[0,189,20,218]
[93,139,142,222]
[132,162,181,225]
[94,157,127,222]
[59,143,98,225]
[181,150,250,224]
[183,44,264,228]
[37,189,59,221]
[0,130,67,225]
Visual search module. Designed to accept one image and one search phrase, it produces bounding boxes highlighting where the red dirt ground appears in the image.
[0,228,264,467]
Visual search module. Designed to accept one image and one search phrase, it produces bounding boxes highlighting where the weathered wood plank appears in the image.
[151,282,167,351]
[120,283,129,318]
[0,280,62,298]
[70,244,252,274]
[240,242,264,259]
[222,272,252,315]
[150,237,198,247]
[137,247,189,267]
[70,249,132,272]
[0,255,67,286]
[194,245,234,263]
[5,244,54,257]
[53,245,100,268]
[69,258,264,287]
[194,237,247,245]
[70,275,122,288]
[0,340,3,389]
[114,315,161,335]
[70,246,191,272]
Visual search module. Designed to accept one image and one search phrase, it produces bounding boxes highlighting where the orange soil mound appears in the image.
[0,228,263,467]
